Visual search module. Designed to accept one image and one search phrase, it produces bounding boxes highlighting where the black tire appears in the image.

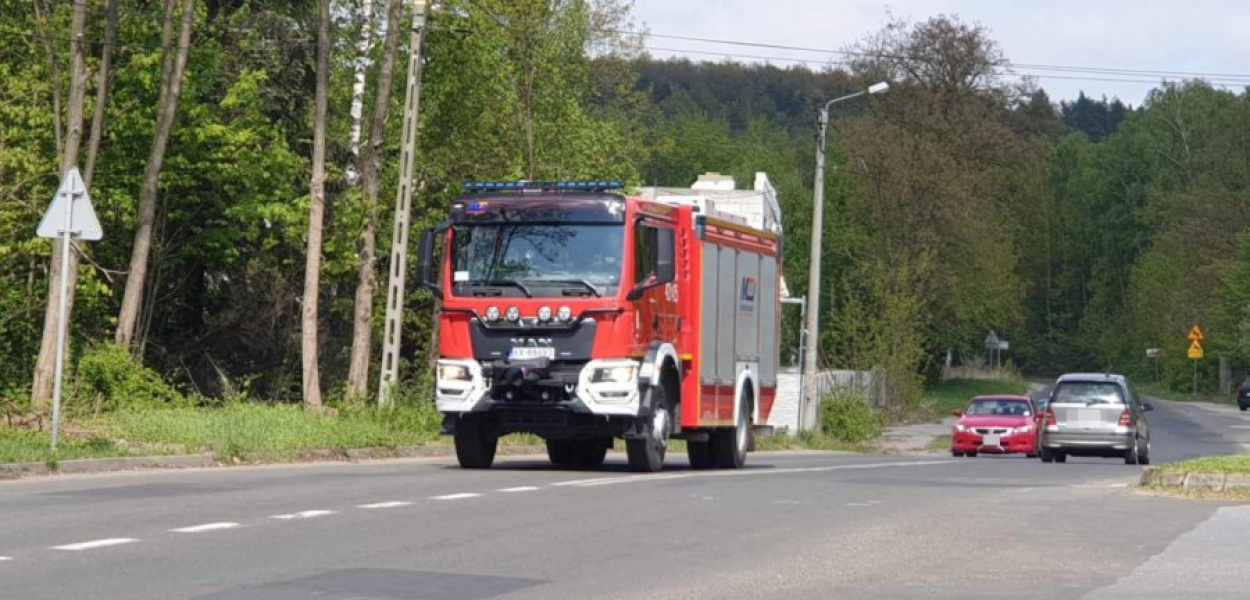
[1125,438,1142,465]
[1139,440,1151,465]
[1040,447,1054,463]
[575,440,609,468]
[688,439,715,469]
[1055,451,1067,463]
[713,392,750,469]
[454,417,497,469]
[1026,453,1038,459]
[627,386,669,472]
[546,440,577,467]
[967,451,978,458]
[951,450,964,457]
[1241,405,1247,412]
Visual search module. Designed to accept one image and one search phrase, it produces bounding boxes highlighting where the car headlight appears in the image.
[438,363,470,382]
[591,365,637,384]
[953,423,969,433]
[1013,424,1034,434]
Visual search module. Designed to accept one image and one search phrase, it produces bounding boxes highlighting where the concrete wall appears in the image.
[767,369,876,433]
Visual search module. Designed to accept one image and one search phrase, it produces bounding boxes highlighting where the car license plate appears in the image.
[1077,409,1101,423]
[983,435,1001,447]
[509,347,554,360]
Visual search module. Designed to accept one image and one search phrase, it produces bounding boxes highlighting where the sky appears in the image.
[628,0,1250,106]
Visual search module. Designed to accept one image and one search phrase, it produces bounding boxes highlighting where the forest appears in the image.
[2,0,1248,417]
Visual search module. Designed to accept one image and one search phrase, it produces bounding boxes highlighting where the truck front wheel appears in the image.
[627,386,669,472]
[454,416,497,469]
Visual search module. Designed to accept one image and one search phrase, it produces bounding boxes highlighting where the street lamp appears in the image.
[799,81,889,432]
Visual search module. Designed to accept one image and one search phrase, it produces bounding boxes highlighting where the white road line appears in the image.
[498,486,540,493]
[432,493,481,500]
[170,522,241,533]
[847,502,873,507]
[52,538,139,551]
[0,557,12,562]
[269,510,337,520]
[357,501,413,509]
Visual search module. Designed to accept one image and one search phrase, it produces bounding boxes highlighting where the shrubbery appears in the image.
[820,392,885,443]
[75,344,183,412]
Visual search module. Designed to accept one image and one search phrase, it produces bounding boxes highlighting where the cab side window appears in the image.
[633,223,675,286]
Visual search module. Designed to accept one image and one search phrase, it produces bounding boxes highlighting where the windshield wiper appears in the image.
[539,279,602,297]
[464,280,533,297]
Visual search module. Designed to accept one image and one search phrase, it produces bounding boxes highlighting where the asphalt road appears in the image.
[1,396,1247,600]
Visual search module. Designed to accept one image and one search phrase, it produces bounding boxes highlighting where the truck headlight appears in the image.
[591,365,637,384]
[557,306,573,322]
[438,363,471,382]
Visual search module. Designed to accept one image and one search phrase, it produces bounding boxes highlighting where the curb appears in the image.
[0,445,550,480]
[1139,466,1250,492]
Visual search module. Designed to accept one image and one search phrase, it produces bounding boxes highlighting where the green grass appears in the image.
[0,428,135,464]
[1155,454,1250,474]
[753,431,875,453]
[921,377,1030,420]
[1135,382,1233,405]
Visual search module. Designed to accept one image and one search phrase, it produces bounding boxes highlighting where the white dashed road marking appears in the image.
[0,556,11,562]
[357,501,412,509]
[170,522,242,533]
[52,538,140,551]
[270,510,336,520]
[498,486,540,493]
[432,493,481,500]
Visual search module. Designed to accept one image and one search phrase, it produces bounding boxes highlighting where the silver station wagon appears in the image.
[1038,373,1152,465]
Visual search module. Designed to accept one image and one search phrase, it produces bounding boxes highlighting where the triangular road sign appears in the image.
[37,167,102,241]
[1187,324,1205,341]
[1188,340,1204,359]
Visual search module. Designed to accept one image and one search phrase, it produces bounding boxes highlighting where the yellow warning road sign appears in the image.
[1188,339,1204,359]
[1188,324,1205,341]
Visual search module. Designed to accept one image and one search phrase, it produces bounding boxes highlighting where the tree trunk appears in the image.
[114,0,196,350]
[30,0,89,410]
[346,0,405,400]
[84,0,121,188]
[345,0,375,186]
[32,0,63,158]
[301,0,332,410]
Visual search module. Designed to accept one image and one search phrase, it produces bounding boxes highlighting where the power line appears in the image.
[616,29,1250,83]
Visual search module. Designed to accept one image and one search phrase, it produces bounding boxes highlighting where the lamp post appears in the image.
[799,81,889,432]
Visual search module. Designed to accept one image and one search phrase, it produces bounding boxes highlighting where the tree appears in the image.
[30,0,88,410]
[302,0,332,410]
[114,0,198,350]
[346,0,407,399]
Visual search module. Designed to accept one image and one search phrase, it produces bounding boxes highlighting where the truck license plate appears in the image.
[509,347,555,360]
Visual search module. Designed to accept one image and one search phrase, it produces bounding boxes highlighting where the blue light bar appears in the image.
[463,180,624,193]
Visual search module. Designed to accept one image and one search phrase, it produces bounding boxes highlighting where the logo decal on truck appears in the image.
[739,276,757,312]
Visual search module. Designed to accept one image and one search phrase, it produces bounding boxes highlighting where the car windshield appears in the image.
[964,399,1031,416]
[451,223,624,295]
[1051,382,1124,405]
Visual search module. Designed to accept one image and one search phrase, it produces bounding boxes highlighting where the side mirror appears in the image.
[1142,403,1154,412]
[952,409,963,417]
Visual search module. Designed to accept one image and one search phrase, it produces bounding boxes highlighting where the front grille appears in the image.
[974,428,1009,435]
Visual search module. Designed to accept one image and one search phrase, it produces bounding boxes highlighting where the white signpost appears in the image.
[36,168,102,450]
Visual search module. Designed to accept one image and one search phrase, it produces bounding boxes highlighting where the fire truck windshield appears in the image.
[451,223,624,297]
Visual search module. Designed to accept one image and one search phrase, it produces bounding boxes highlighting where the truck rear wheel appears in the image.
[454,416,497,469]
[687,440,715,469]
[627,386,669,472]
[713,393,750,469]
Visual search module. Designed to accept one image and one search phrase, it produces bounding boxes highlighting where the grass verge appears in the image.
[921,377,1031,420]
[1154,454,1250,474]
[754,431,875,453]
[1136,383,1233,405]
[926,434,952,452]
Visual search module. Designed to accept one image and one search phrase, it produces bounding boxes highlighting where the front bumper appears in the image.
[951,431,1037,454]
[435,358,643,417]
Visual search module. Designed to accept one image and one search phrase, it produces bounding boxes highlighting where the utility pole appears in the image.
[378,0,429,406]
[799,82,888,432]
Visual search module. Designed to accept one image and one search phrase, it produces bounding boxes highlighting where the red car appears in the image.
[950,395,1039,458]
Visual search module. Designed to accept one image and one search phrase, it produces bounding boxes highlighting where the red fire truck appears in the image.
[418,179,782,472]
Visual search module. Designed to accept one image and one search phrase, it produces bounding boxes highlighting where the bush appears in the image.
[820,391,884,443]
[75,344,183,412]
